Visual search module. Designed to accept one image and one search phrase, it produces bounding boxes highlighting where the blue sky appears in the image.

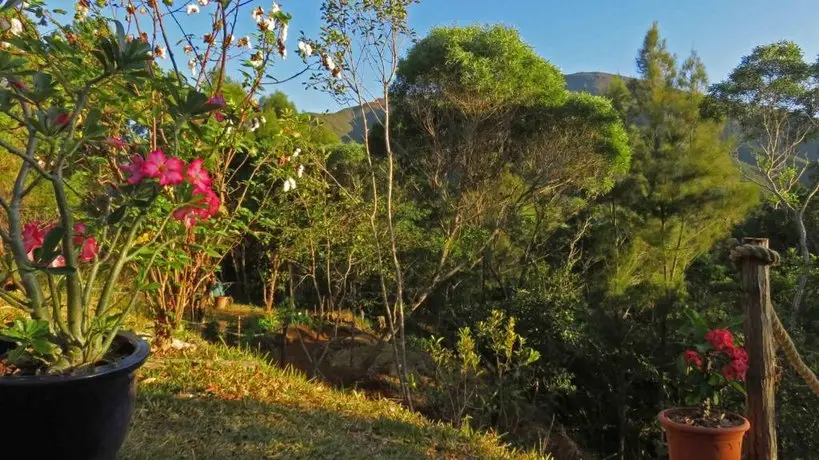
[50,0,819,113]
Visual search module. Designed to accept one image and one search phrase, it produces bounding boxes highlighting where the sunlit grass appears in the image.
[122,335,546,459]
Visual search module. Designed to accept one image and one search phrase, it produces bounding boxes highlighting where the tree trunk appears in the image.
[790,212,809,327]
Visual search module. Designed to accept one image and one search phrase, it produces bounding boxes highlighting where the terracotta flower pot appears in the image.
[658,408,750,460]
[214,296,232,310]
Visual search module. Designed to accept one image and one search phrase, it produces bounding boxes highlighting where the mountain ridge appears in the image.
[314,72,625,142]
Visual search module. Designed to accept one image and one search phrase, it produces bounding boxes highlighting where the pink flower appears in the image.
[704,329,735,351]
[185,158,212,193]
[214,111,225,122]
[72,222,86,245]
[722,358,749,381]
[54,112,70,127]
[49,255,65,268]
[121,154,146,184]
[106,137,127,149]
[79,237,99,262]
[208,93,226,108]
[141,149,185,186]
[725,347,748,363]
[683,350,702,369]
[199,189,220,218]
[22,221,45,253]
[172,207,199,229]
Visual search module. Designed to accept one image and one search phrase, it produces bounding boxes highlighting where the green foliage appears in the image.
[422,310,541,435]
[256,311,283,334]
[0,319,60,368]
[396,25,566,108]
[601,22,758,296]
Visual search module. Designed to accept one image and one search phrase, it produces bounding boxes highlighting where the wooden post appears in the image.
[740,238,777,460]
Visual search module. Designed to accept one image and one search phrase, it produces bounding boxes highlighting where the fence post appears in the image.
[739,237,777,460]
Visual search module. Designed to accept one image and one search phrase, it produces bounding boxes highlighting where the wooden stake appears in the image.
[740,238,777,460]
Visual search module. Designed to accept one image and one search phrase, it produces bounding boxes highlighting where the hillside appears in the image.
[315,72,626,142]
[122,335,545,460]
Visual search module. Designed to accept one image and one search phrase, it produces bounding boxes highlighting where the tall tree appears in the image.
[710,41,819,322]
[390,25,630,304]
[594,23,758,458]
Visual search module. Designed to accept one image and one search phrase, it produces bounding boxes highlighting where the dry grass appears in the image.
[122,334,546,460]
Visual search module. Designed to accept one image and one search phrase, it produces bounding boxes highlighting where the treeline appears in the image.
[220,22,818,459]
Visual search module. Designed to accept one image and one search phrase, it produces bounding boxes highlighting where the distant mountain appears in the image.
[315,72,629,142]
[564,72,629,96]
[310,99,384,143]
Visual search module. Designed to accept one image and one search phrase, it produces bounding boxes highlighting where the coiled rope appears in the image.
[729,241,819,397]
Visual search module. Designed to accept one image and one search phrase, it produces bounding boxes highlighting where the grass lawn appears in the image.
[121,336,546,460]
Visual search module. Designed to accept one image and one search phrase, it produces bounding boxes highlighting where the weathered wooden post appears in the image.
[738,238,777,460]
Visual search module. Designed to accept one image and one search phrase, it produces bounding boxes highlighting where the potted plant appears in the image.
[211,280,233,310]
[659,312,751,460]
[0,3,223,458]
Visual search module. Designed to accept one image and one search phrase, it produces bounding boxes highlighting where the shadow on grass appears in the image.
[121,390,459,460]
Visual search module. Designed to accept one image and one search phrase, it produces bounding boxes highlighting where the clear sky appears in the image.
[48,0,819,113]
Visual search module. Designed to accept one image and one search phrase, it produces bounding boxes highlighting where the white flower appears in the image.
[271,2,280,14]
[197,0,209,5]
[278,23,288,43]
[188,58,198,75]
[298,41,313,58]
[251,7,264,23]
[260,17,276,32]
[323,54,336,72]
[249,51,264,68]
[225,34,234,46]
[186,4,199,14]
[279,47,286,59]
[283,177,296,192]
[1,18,22,36]
[297,164,305,178]
[293,148,301,158]
[76,2,90,18]
[154,46,167,59]
[9,18,22,35]
[240,36,252,50]
[248,118,261,132]
[183,44,194,54]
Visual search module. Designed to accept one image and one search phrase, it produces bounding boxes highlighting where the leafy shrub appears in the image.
[422,310,540,434]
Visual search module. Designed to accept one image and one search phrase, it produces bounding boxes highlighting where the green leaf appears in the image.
[37,226,64,264]
[107,205,127,225]
[30,338,56,355]
[24,319,49,338]
[31,72,53,102]
[114,19,126,52]
[730,381,747,396]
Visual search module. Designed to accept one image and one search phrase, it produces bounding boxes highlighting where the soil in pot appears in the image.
[659,407,750,460]
[0,333,149,460]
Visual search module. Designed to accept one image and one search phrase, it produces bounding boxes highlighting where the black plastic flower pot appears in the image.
[0,332,149,460]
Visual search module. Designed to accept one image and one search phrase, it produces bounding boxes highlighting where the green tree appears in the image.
[391,25,630,306]
[586,23,758,458]
[710,41,819,322]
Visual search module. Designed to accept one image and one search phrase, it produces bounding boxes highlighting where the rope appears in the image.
[729,239,819,397]
[771,309,819,396]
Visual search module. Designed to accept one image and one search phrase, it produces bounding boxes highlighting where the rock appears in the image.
[170,338,197,350]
